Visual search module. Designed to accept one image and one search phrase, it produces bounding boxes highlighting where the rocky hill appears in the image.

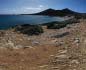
[0,19,86,70]
[33,8,77,16]
[31,8,86,18]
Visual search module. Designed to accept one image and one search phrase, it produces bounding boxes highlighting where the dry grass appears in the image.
[0,19,86,70]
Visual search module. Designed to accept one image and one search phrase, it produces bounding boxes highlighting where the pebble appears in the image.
[39,65,48,68]
[58,50,67,54]
[32,41,40,45]
[15,45,23,49]
[74,38,80,43]
[50,55,55,57]
[71,60,79,64]
[24,46,33,49]
[52,67,59,69]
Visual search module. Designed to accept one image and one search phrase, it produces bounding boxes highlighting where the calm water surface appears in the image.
[0,15,65,29]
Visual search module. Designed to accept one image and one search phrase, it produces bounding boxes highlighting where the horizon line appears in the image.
[0,8,86,15]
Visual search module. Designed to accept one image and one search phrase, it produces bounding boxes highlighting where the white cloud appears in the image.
[25,5,44,10]
[0,5,47,14]
[25,7,41,10]
[39,5,44,8]
[21,5,46,14]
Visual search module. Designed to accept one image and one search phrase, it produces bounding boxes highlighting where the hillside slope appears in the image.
[0,19,86,70]
[31,8,86,17]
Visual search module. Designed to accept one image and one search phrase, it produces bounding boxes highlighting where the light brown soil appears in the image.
[0,45,59,70]
[0,19,86,70]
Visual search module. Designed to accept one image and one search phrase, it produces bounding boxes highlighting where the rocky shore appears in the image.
[0,19,86,70]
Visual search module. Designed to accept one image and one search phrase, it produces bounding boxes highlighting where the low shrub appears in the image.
[43,18,79,29]
[14,24,44,35]
[47,22,67,29]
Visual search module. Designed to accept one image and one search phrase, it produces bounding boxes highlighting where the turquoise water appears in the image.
[0,15,64,29]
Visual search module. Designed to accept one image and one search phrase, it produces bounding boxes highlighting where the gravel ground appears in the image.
[0,19,86,70]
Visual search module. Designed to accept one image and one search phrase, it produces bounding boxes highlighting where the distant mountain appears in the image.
[31,8,79,16]
[31,8,86,18]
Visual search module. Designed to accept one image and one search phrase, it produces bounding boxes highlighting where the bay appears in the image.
[0,15,64,29]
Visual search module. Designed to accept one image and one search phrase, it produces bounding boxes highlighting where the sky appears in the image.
[0,0,85,14]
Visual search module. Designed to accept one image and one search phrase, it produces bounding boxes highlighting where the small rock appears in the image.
[71,60,79,64]
[15,45,23,49]
[32,41,40,45]
[24,46,33,49]
[74,38,80,43]
[39,65,48,68]
[7,40,14,47]
[82,59,86,63]
[50,55,55,57]
[52,67,59,69]
[58,50,67,54]
[55,54,68,59]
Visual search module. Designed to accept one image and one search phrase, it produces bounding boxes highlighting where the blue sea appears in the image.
[0,15,64,29]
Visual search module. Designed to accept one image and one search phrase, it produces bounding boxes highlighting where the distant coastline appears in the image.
[20,8,86,17]
[0,8,86,18]
[0,8,86,30]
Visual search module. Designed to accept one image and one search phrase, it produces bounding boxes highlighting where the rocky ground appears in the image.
[0,19,86,70]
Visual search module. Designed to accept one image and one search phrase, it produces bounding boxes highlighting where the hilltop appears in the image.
[0,19,86,70]
[33,8,77,16]
[30,8,86,19]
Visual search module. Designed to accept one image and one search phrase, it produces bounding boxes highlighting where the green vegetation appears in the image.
[74,14,86,19]
[13,18,80,36]
[14,24,44,35]
[43,18,79,29]
[46,21,67,29]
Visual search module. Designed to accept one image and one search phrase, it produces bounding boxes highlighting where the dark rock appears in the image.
[52,32,70,38]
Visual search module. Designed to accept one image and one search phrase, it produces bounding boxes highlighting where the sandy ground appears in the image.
[0,19,86,70]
